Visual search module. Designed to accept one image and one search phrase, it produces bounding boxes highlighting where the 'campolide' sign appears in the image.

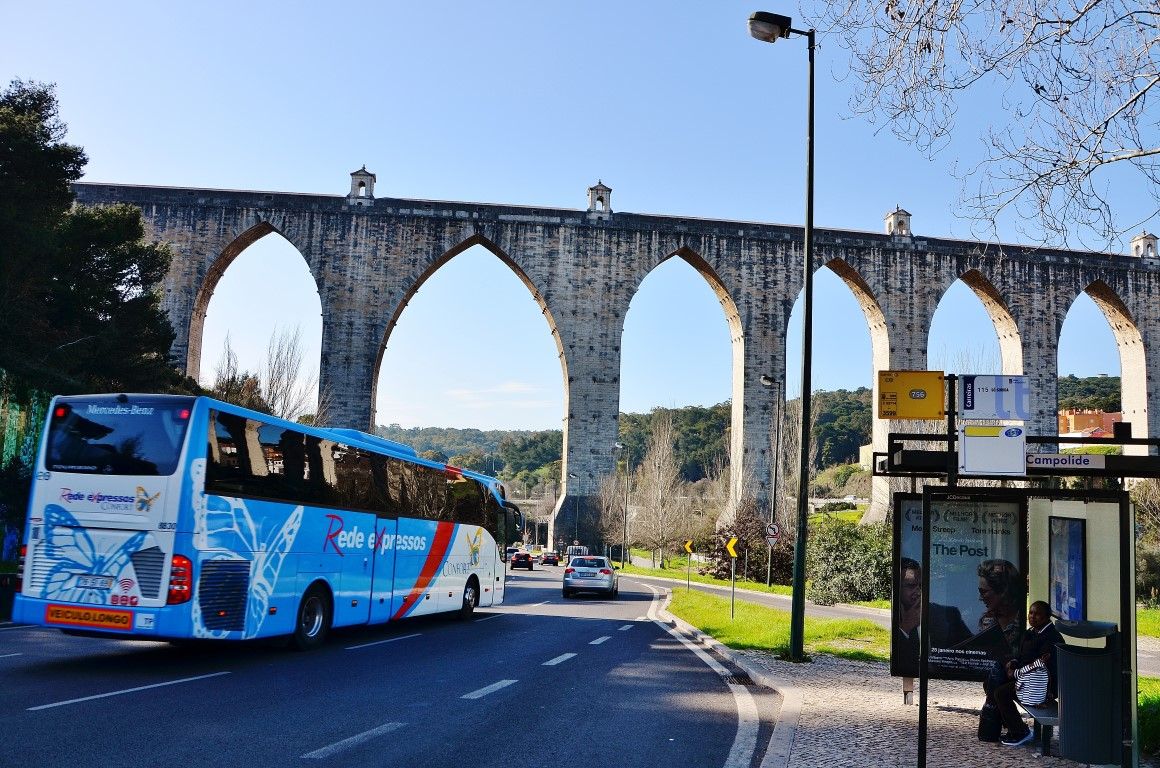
[1026,453,1106,470]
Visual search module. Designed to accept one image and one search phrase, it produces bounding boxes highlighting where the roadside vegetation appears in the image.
[666,587,889,662]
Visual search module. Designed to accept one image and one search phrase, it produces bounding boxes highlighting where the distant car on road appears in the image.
[510,551,534,570]
[542,551,559,566]
[562,555,618,598]
[505,546,519,562]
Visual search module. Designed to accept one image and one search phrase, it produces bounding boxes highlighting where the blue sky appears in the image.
[3,2,1146,430]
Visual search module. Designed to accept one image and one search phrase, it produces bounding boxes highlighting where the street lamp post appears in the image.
[760,374,781,587]
[614,442,632,568]
[567,472,579,544]
[749,10,815,663]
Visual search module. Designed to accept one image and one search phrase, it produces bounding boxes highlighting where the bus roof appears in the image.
[52,393,511,507]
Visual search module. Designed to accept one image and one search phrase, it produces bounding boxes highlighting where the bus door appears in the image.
[319,509,374,627]
[368,517,397,624]
[390,517,453,619]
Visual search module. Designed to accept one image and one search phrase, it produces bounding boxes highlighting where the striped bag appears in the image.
[1015,659,1050,706]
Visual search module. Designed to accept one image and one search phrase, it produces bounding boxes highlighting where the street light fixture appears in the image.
[567,472,579,544]
[750,10,815,663]
[614,442,632,568]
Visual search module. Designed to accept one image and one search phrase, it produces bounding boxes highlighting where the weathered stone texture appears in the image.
[73,183,1160,533]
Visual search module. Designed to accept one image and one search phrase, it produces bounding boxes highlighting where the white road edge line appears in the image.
[589,636,611,645]
[474,614,503,622]
[28,671,231,711]
[462,679,518,699]
[646,585,761,768]
[543,653,576,666]
[301,721,405,759]
[618,624,634,631]
[0,652,23,658]
[346,633,422,650]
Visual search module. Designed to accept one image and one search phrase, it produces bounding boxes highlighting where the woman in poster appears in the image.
[977,559,1025,650]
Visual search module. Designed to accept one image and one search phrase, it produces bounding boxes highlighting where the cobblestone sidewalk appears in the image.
[733,651,1145,768]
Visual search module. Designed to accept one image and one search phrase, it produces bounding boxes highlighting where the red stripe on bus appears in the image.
[392,522,455,620]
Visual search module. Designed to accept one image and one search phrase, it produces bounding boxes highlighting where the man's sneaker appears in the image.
[1001,730,1034,747]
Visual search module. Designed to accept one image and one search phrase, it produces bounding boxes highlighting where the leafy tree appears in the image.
[809,0,1159,246]
[1058,374,1121,412]
[0,80,187,392]
[498,431,563,475]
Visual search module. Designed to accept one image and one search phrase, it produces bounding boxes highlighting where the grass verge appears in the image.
[666,586,889,662]
[1141,676,1160,755]
[619,561,793,596]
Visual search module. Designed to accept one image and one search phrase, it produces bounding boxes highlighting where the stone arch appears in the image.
[188,221,321,381]
[957,269,1023,374]
[1074,280,1147,446]
[370,233,566,423]
[825,257,890,378]
[623,246,744,512]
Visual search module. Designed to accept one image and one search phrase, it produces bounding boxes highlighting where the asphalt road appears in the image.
[0,566,781,768]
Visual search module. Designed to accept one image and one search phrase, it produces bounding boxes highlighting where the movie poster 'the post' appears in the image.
[892,494,1025,681]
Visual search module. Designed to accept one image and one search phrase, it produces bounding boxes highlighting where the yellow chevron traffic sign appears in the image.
[726,537,738,558]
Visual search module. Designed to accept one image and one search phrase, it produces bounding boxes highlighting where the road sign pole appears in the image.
[730,557,736,619]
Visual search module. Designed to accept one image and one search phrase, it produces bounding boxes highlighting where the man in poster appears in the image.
[893,495,1025,681]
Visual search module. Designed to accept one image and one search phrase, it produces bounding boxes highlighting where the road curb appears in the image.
[657,590,801,768]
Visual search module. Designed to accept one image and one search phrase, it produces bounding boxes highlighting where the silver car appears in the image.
[562,556,618,598]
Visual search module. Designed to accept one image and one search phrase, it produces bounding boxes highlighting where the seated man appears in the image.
[985,600,1063,747]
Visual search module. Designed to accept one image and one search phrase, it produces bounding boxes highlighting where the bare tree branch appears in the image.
[809,0,1160,246]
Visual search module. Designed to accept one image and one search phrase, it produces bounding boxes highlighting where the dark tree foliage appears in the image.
[498,431,562,475]
[1057,375,1121,413]
[0,80,190,393]
[810,388,873,468]
[619,403,730,482]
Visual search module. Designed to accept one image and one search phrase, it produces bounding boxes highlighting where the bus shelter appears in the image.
[878,435,1150,766]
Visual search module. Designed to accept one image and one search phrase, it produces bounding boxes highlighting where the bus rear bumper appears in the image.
[13,594,174,637]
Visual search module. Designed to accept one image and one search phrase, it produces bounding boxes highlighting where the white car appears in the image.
[562,556,618,598]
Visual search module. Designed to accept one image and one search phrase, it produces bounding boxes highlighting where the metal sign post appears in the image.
[684,540,694,591]
[727,536,739,619]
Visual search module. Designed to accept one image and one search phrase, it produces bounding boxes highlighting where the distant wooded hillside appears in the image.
[1058,374,1120,412]
[377,376,1120,486]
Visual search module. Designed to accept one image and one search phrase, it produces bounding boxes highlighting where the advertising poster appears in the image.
[892,492,1026,680]
[925,494,1025,681]
[891,495,924,677]
[1049,516,1086,621]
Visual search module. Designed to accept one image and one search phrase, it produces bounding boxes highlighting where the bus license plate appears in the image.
[76,575,113,589]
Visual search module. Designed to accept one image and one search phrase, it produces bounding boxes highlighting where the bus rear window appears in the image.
[45,396,195,476]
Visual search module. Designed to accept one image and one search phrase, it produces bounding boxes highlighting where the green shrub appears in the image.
[1139,544,1160,607]
[818,501,856,512]
[806,518,891,605]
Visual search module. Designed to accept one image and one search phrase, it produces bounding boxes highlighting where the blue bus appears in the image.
[14,394,520,649]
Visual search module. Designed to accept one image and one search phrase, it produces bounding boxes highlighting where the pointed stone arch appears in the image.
[825,257,890,376]
[370,232,567,423]
[188,221,321,381]
[956,269,1023,374]
[1075,280,1147,447]
[626,246,745,516]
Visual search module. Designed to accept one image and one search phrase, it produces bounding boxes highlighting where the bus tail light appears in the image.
[167,554,192,604]
[16,544,25,591]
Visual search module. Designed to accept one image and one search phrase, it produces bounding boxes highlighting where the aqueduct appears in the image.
[74,170,1160,544]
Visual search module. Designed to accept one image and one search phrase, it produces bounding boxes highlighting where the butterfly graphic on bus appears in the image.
[188,458,302,638]
[468,528,482,567]
[36,504,146,604]
[135,487,160,513]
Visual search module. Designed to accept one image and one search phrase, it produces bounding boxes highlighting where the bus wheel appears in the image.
[458,578,479,620]
[292,584,332,651]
